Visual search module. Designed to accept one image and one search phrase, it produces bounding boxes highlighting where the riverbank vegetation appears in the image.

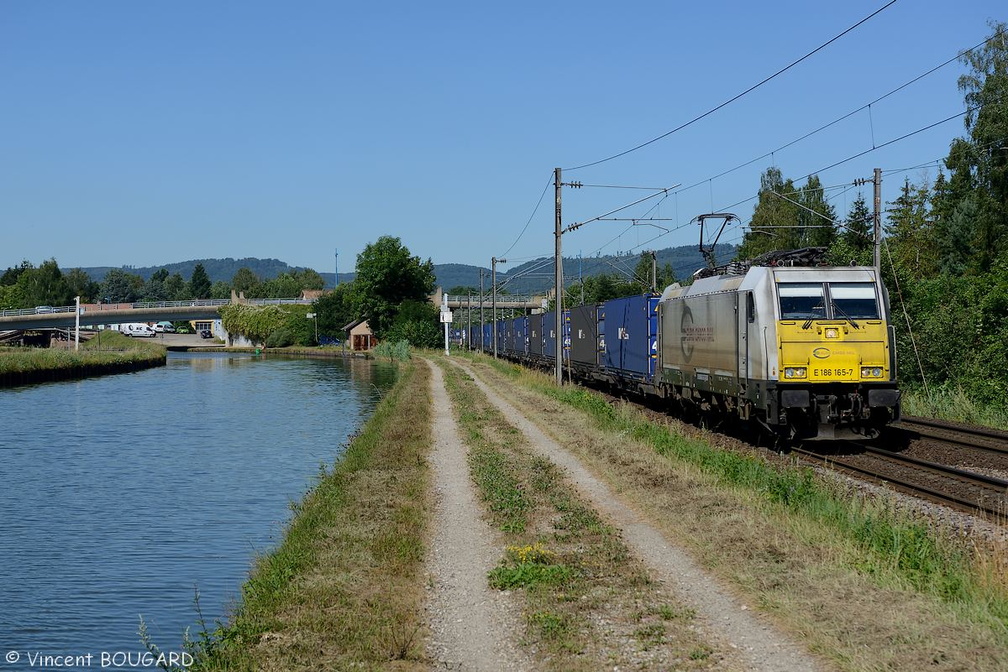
[0,331,166,387]
[190,359,430,671]
[461,353,1008,670]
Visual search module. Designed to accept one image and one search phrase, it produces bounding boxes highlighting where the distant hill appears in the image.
[76,244,736,293]
[433,244,738,294]
[79,258,356,287]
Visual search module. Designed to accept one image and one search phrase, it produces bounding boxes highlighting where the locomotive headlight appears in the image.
[824,328,839,339]
[861,366,884,378]
[784,367,807,379]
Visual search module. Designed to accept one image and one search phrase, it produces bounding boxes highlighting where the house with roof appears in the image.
[342,319,376,351]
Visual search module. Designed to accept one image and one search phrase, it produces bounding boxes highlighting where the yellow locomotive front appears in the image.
[773,274,900,439]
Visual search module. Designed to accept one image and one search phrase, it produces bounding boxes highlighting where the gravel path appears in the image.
[452,360,827,672]
[423,360,533,671]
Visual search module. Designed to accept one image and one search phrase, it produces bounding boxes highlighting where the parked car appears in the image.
[199,329,213,339]
[154,322,176,333]
[175,325,191,334]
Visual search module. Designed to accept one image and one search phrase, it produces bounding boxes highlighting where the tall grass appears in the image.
[902,385,1008,430]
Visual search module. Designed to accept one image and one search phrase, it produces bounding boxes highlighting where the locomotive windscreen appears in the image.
[777,283,825,319]
[828,283,880,319]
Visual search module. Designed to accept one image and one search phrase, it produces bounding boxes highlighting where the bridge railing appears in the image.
[0,297,308,318]
[445,294,545,306]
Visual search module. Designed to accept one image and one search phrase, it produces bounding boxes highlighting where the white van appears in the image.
[120,323,156,338]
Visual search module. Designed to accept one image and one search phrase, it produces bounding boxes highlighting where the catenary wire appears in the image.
[563,0,898,172]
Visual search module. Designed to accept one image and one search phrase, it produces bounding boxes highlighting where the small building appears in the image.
[342,319,376,351]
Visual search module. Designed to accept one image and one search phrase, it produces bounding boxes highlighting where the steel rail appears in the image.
[794,443,1008,519]
[897,416,1008,456]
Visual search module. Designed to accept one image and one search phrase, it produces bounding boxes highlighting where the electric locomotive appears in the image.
[657,262,900,440]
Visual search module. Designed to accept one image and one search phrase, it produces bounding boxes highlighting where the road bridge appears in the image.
[0,298,310,331]
[443,294,547,311]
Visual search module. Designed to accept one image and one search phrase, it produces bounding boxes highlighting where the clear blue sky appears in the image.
[2,1,1003,277]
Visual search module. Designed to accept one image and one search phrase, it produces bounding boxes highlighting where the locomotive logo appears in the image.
[812,347,831,359]
[680,306,694,362]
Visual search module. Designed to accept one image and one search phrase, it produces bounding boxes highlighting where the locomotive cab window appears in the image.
[828,283,879,319]
[777,283,825,320]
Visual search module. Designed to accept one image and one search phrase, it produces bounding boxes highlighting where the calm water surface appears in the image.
[0,352,394,667]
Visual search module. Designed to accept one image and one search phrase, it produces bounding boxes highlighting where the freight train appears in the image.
[469,254,901,441]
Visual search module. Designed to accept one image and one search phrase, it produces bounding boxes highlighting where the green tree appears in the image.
[210,281,232,300]
[143,269,171,302]
[737,167,802,259]
[952,20,1008,273]
[292,268,325,291]
[165,273,187,300]
[314,283,357,339]
[100,268,144,303]
[353,236,436,337]
[797,175,837,248]
[885,178,936,276]
[827,194,873,266]
[189,263,212,299]
[231,267,262,297]
[12,259,73,308]
[383,300,442,348]
[1,260,33,287]
[65,268,99,303]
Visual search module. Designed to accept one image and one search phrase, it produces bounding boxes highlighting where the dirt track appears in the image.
[423,357,825,671]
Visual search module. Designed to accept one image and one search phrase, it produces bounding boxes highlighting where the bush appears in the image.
[265,329,295,348]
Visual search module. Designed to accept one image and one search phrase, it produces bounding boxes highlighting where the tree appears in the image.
[796,175,837,248]
[65,268,99,303]
[12,259,73,308]
[885,177,936,276]
[231,267,261,297]
[952,20,1008,273]
[353,236,436,337]
[100,268,144,303]
[737,167,802,259]
[827,194,873,266]
[314,283,358,339]
[210,281,232,300]
[189,263,212,299]
[292,268,325,291]
[383,300,442,348]
[1,260,33,287]
[165,273,187,301]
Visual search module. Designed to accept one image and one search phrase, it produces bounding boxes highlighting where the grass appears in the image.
[902,385,1008,430]
[0,331,166,385]
[186,359,430,671]
[464,352,1008,671]
[438,358,732,671]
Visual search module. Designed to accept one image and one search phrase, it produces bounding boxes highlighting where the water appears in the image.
[0,352,395,668]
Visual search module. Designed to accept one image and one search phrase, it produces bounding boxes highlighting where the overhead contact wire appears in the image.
[563,0,898,172]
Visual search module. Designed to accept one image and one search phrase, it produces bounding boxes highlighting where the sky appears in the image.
[2,1,1005,278]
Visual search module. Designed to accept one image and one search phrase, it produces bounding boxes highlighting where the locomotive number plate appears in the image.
[811,367,856,380]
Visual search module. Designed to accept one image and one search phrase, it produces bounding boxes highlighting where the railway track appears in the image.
[794,442,1008,519]
[897,415,1008,456]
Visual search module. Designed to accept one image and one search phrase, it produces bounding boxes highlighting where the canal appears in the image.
[0,351,395,666]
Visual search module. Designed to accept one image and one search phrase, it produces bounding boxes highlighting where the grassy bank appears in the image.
[0,332,166,387]
[438,358,731,670]
[462,353,1008,671]
[190,358,431,671]
[901,385,1008,430]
